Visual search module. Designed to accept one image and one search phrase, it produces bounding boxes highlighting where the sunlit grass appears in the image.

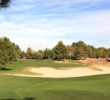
[0,60,110,100]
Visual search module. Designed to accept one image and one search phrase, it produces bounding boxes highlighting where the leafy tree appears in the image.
[72,41,88,60]
[108,48,110,58]
[86,45,96,58]
[0,0,11,8]
[0,37,18,68]
[96,47,107,58]
[19,51,26,59]
[3,37,17,61]
[35,50,44,60]
[26,47,33,59]
[66,45,74,60]
[52,41,67,60]
[43,48,52,59]
[12,43,21,59]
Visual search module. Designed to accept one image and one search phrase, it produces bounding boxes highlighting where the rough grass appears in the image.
[0,60,110,100]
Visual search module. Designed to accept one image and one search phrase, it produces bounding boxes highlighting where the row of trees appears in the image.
[0,37,21,67]
[21,41,110,60]
[0,37,110,68]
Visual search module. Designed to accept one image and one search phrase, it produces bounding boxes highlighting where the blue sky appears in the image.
[0,0,110,51]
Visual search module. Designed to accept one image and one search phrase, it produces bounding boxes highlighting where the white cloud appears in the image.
[0,0,110,50]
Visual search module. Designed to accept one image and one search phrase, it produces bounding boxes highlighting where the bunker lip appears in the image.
[6,65,110,78]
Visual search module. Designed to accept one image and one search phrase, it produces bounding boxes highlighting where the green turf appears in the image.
[1,60,88,73]
[0,60,110,100]
[0,75,110,100]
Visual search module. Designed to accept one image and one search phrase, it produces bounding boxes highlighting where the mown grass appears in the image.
[0,75,110,100]
[1,60,89,73]
[0,60,110,100]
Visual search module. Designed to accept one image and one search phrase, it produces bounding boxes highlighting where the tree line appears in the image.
[21,41,110,60]
[0,37,110,68]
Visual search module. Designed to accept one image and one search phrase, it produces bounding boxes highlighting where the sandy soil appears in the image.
[6,65,110,78]
[80,58,109,64]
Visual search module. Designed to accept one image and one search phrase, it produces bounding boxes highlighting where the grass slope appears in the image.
[0,75,110,100]
[0,60,110,100]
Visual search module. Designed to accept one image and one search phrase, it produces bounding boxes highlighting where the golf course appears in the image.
[0,60,110,100]
[0,0,110,100]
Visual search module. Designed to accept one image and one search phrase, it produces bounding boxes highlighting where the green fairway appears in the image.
[0,60,89,73]
[0,75,110,100]
[0,60,110,100]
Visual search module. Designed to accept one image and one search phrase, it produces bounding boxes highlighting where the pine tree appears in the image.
[53,41,67,60]
[0,37,19,68]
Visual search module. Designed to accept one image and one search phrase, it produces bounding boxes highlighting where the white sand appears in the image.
[6,66,110,78]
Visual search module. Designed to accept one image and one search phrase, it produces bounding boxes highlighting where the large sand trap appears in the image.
[6,66,110,78]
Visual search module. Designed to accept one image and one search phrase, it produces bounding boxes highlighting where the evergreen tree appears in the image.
[52,41,67,60]
[96,47,107,58]
[66,45,74,60]
[0,37,19,68]
[72,41,88,60]
[43,48,52,59]
[35,50,44,60]
[26,47,33,59]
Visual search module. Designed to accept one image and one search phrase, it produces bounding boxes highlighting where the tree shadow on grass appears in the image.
[23,98,35,100]
[0,97,35,100]
[0,67,11,71]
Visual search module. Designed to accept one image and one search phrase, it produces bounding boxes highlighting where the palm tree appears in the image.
[0,0,11,8]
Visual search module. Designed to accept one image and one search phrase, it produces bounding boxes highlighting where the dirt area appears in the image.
[54,58,110,65]
[80,58,109,65]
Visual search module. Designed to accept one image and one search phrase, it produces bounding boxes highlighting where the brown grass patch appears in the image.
[56,67,71,70]
[9,67,42,75]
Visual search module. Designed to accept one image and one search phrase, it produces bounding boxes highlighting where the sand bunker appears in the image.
[6,66,110,78]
